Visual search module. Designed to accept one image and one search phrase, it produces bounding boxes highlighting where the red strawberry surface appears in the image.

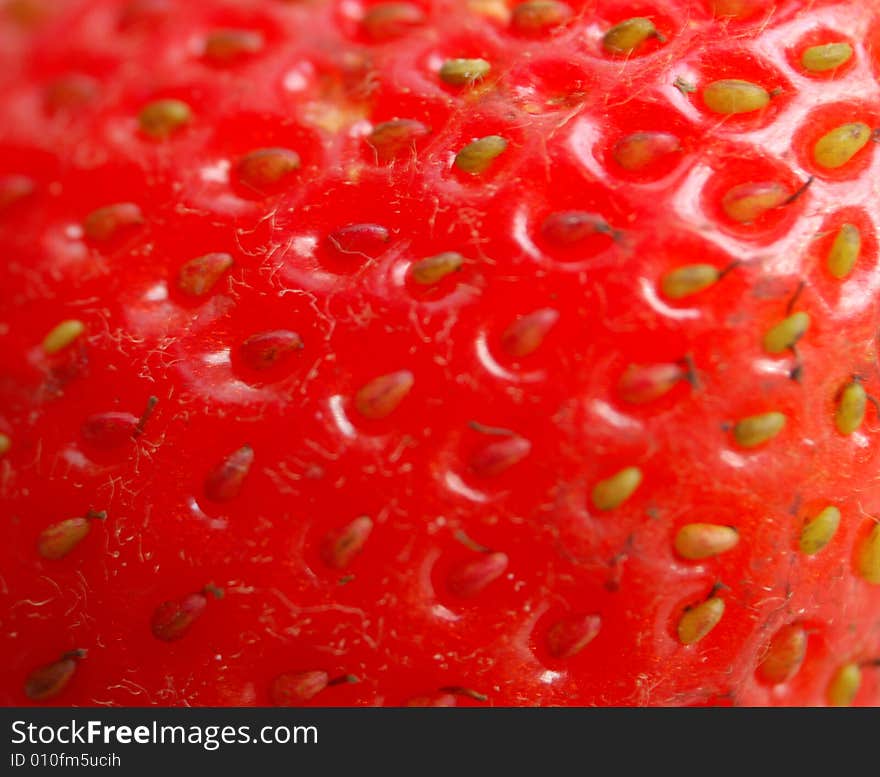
[2,0,880,707]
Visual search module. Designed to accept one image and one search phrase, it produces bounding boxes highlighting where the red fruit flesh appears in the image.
[2,0,880,708]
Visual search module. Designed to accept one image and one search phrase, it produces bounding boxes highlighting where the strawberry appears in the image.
[2,0,880,708]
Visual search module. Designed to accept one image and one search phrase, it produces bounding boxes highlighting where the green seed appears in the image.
[827,223,861,279]
[835,381,866,435]
[602,17,660,55]
[858,523,880,584]
[139,98,192,138]
[813,122,872,169]
[763,311,810,354]
[439,58,491,86]
[660,264,720,299]
[702,79,770,115]
[733,412,786,448]
[454,135,508,174]
[827,663,861,706]
[722,181,789,223]
[43,319,85,354]
[801,42,853,73]
[591,466,642,511]
[677,597,724,645]
[799,506,840,555]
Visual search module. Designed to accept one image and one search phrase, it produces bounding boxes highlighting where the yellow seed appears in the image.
[827,663,861,706]
[674,524,739,560]
[827,223,861,279]
[591,466,642,511]
[439,58,491,86]
[799,506,841,555]
[42,319,85,354]
[763,311,810,354]
[139,98,192,138]
[411,252,464,284]
[801,42,853,73]
[0,433,10,456]
[702,79,770,115]
[677,597,724,645]
[835,381,866,435]
[602,17,659,55]
[733,412,786,448]
[722,181,789,223]
[660,264,720,299]
[858,523,880,584]
[813,122,872,169]
[454,135,508,174]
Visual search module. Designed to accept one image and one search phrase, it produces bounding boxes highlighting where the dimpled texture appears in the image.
[2,0,880,707]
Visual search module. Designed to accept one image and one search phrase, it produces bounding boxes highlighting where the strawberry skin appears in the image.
[2,0,880,707]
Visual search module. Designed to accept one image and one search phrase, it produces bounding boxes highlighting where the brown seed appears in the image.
[0,433,10,456]
[510,1,572,34]
[618,363,687,403]
[239,330,303,371]
[83,202,144,241]
[321,516,373,569]
[37,513,105,560]
[203,29,264,64]
[151,591,210,642]
[469,435,531,477]
[546,613,601,658]
[410,251,464,284]
[439,58,491,86]
[500,308,559,358]
[0,174,35,211]
[355,371,414,419]
[204,445,254,502]
[722,181,790,223]
[45,73,99,114]
[540,211,613,245]
[602,17,660,55]
[674,524,739,560]
[366,119,430,163]
[447,551,508,598]
[613,131,681,171]
[756,624,808,685]
[677,596,724,645]
[328,223,390,257]
[270,670,329,705]
[710,0,763,19]
[24,650,86,701]
[236,147,300,192]
[177,252,234,296]
[361,2,425,40]
[138,98,192,138]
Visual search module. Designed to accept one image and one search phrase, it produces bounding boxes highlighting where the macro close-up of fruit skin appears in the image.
[2,0,880,708]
